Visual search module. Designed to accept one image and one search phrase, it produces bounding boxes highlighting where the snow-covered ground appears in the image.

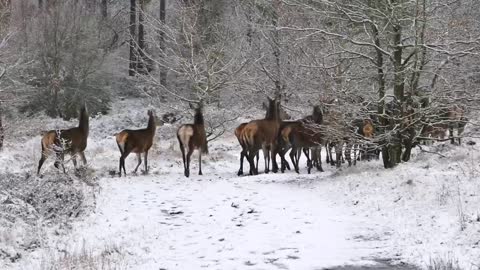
[2,99,480,270]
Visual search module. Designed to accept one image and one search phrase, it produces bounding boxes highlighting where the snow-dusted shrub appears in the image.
[427,256,463,270]
[40,244,127,270]
[0,171,98,265]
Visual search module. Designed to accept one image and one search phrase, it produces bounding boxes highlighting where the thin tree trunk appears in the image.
[159,0,167,86]
[101,0,107,18]
[371,23,390,168]
[272,0,283,100]
[38,0,43,9]
[129,0,137,76]
[389,24,405,166]
[137,0,146,74]
[0,105,3,151]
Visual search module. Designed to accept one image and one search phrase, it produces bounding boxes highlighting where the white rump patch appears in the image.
[178,126,194,150]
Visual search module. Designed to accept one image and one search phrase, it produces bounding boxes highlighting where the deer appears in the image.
[281,105,324,174]
[116,110,157,177]
[37,105,89,175]
[349,118,375,163]
[242,97,281,175]
[235,122,259,176]
[444,105,467,145]
[419,123,447,145]
[177,102,208,178]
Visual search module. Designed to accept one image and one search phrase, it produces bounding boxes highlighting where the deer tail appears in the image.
[242,126,254,149]
[116,132,128,154]
[281,126,292,146]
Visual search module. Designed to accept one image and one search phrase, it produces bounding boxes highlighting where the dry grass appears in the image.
[427,255,463,270]
[41,244,127,270]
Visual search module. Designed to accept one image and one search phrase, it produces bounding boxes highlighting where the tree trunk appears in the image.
[388,24,405,166]
[129,0,137,76]
[38,0,43,9]
[137,0,146,74]
[101,0,107,18]
[272,0,283,100]
[159,0,167,86]
[371,23,391,168]
[0,105,3,151]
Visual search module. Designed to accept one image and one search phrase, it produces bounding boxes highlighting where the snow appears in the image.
[1,100,480,269]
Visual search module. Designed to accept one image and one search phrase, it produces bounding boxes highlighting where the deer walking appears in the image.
[242,97,281,175]
[37,105,89,175]
[177,103,208,178]
[235,122,259,176]
[278,105,323,173]
[116,110,157,177]
[444,105,467,145]
[281,105,324,174]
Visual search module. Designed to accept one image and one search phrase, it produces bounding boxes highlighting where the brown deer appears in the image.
[116,110,156,177]
[37,105,89,175]
[282,105,324,174]
[177,102,208,178]
[242,97,281,175]
[445,105,467,145]
[235,122,259,176]
[278,105,323,173]
[236,101,287,176]
[350,118,375,163]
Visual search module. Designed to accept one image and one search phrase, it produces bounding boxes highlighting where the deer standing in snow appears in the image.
[37,105,89,175]
[116,110,157,176]
[177,102,208,178]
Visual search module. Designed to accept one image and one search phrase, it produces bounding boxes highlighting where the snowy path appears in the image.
[56,170,410,270]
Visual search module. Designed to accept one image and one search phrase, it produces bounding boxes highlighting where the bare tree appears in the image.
[159,0,166,86]
[129,0,137,76]
[281,0,480,167]
[100,0,107,18]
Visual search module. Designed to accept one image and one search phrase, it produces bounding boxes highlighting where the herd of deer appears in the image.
[36,98,467,178]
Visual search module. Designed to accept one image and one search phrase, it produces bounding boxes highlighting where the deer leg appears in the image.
[133,153,142,174]
[304,148,312,174]
[38,151,47,175]
[284,149,291,170]
[238,148,245,176]
[72,154,78,171]
[144,151,148,174]
[289,146,298,173]
[255,152,259,173]
[79,152,87,166]
[262,145,269,174]
[178,137,188,177]
[198,150,203,175]
[120,150,131,177]
[279,147,286,173]
[247,149,258,175]
[296,148,302,173]
[185,147,194,178]
[118,156,123,177]
[279,147,290,173]
[271,144,279,173]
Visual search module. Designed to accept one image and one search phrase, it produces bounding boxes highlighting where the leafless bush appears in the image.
[40,244,128,270]
[11,0,114,120]
[0,171,98,265]
[427,255,463,270]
